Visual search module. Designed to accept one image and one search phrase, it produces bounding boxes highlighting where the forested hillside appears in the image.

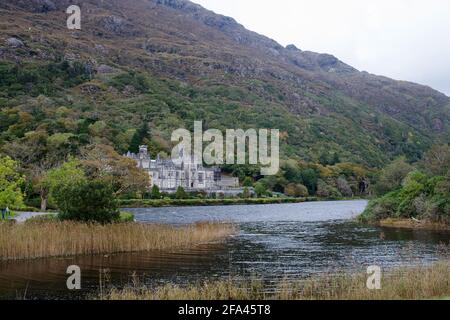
[0,0,449,205]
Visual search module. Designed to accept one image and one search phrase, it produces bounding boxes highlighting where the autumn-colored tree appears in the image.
[336,177,353,197]
[284,183,309,197]
[2,129,77,211]
[80,144,149,196]
[420,144,450,176]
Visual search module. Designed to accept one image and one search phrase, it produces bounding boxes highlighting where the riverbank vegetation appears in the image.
[101,262,449,300]
[376,218,450,230]
[360,145,449,226]
[118,197,319,208]
[0,221,235,261]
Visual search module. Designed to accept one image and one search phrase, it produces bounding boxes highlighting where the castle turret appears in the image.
[139,145,148,159]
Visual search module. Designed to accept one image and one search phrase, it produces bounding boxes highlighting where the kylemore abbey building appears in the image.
[126,146,240,194]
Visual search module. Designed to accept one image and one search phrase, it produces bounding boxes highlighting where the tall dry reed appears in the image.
[0,221,235,261]
[103,262,450,300]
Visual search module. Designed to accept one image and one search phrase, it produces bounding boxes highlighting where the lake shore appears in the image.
[118,197,317,208]
[101,261,450,300]
[116,197,368,208]
[374,218,450,231]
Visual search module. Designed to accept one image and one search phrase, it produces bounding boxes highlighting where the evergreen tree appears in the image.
[319,152,330,166]
[151,185,161,199]
[254,182,267,198]
[242,177,253,187]
[175,186,187,199]
[129,121,149,153]
[331,153,340,165]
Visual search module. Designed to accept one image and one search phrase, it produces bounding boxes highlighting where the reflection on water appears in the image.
[0,200,448,299]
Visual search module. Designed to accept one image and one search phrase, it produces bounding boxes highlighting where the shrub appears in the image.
[420,144,450,176]
[242,187,251,199]
[336,177,353,197]
[316,180,342,199]
[396,171,426,217]
[242,177,253,187]
[151,185,161,199]
[55,180,119,223]
[361,170,449,223]
[109,71,150,93]
[284,183,309,197]
[299,168,319,195]
[175,186,188,199]
[374,157,413,195]
[254,182,267,197]
[119,211,135,222]
[360,191,401,222]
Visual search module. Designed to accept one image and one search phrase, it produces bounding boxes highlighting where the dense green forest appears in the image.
[0,59,380,209]
[361,145,450,224]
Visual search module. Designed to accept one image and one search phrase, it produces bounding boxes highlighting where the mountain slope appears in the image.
[0,0,449,167]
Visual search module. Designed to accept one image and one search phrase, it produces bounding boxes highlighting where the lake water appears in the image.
[0,200,448,299]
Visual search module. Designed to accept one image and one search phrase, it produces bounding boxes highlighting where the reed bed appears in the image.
[0,221,236,261]
[103,262,450,300]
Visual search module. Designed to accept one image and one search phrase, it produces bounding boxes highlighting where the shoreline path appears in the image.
[13,211,51,223]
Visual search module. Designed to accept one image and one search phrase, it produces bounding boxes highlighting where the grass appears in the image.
[24,214,59,223]
[0,221,235,261]
[377,218,450,230]
[101,262,450,300]
[22,212,135,223]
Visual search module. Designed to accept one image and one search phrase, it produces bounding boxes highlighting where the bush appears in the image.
[254,182,267,197]
[361,170,449,223]
[119,211,135,222]
[336,177,353,197]
[242,177,253,187]
[241,187,251,199]
[316,180,342,199]
[109,71,150,93]
[55,180,119,223]
[150,185,161,199]
[175,186,187,199]
[374,157,413,195]
[284,183,309,197]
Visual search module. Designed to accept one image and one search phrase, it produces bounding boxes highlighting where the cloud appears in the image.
[193,0,450,95]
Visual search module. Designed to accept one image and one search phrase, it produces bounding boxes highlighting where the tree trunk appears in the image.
[40,188,48,212]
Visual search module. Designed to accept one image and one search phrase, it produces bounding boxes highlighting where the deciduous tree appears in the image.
[0,156,24,209]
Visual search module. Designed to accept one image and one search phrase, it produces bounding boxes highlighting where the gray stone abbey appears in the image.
[126,146,240,194]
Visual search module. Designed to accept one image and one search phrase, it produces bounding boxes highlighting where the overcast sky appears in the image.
[193,0,450,96]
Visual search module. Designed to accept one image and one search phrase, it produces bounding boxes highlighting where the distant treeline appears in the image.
[118,197,319,208]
